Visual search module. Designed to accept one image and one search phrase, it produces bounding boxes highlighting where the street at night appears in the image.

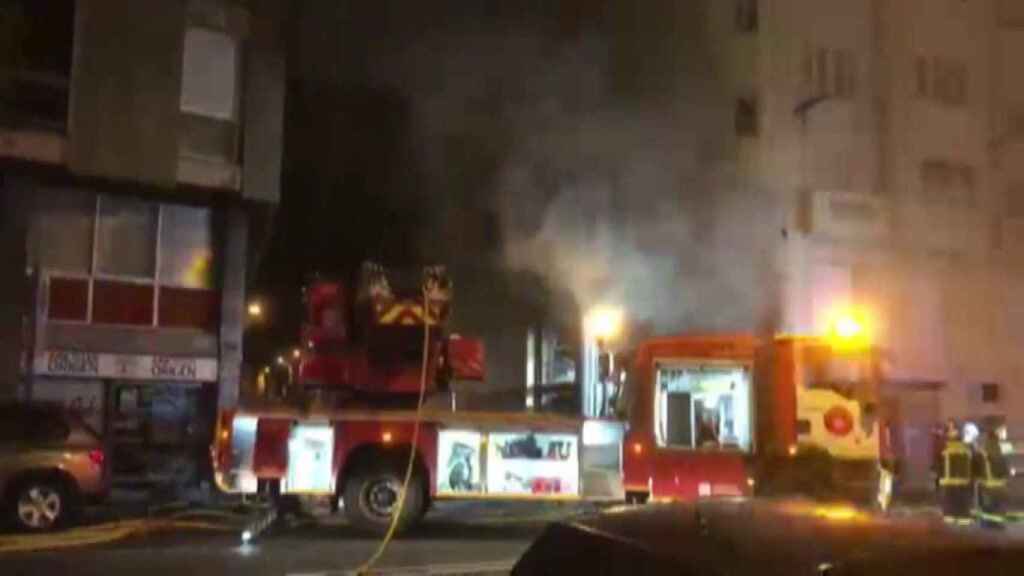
[0,502,569,575]
[6,0,1024,574]
[2,501,1024,575]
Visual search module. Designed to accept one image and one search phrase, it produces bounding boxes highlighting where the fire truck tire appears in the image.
[343,459,425,535]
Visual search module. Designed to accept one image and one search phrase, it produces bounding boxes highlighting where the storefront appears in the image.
[31,349,219,482]
[11,185,231,484]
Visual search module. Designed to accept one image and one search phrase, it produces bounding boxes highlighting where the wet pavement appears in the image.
[0,500,1021,575]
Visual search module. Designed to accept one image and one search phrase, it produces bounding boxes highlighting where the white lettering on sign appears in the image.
[152,356,198,380]
[46,351,99,376]
[34,351,217,382]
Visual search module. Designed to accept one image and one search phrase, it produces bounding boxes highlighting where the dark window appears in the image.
[92,280,154,325]
[159,287,219,330]
[736,0,758,33]
[48,276,89,321]
[0,1,74,131]
[736,97,759,137]
[981,382,1000,404]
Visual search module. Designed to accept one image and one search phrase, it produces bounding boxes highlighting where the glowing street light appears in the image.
[292,348,301,360]
[247,301,264,319]
[585,306,624,342]
[276,356,286,366]
[827,306,872,350]
[834,314,863,340]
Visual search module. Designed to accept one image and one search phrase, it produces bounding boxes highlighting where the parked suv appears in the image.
[0,402,109,531]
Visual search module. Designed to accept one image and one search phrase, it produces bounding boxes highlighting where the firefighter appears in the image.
[973,427,1010,526]
[938,420,973,525]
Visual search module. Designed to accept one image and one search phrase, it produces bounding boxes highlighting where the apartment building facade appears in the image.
[712,0,1024,443]
[0,0,284,480]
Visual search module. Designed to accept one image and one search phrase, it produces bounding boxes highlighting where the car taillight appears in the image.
[88,449,105,467]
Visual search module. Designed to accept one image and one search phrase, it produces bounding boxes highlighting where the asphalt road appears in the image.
[0,502,573,576]
[1,501,1022,576]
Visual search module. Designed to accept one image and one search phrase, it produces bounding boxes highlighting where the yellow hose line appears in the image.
[355,288,433,575]
[0,518,232,554]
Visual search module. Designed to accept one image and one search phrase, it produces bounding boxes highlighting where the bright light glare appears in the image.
[813,505,863,523]
[834,315,862,339]
[241,530,252,543]
[585,306,624,340]
[247,302,263,318]
[292,348,301,359]
[826,306,872,349]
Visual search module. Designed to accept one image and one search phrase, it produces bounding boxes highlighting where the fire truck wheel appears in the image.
[343,460,425,535]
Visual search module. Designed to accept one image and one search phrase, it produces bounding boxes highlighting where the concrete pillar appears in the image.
[217,205,248,410]
[0,182,29,400]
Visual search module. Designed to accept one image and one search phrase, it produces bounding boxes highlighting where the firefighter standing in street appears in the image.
[973,426,1010,526]
[937,420,973,525]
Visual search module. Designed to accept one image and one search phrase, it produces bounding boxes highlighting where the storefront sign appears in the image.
[34,350,218,382]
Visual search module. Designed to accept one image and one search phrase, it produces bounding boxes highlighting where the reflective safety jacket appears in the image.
[939,440,972,487]
[974,443,1010,489]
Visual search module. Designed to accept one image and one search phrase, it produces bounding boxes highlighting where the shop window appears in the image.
[30,190,94,274]
[654,364,752,451]
[159,204,215,289]
[92,280,154,325]
[159,287,219,330]
[95,195,158,278]
[47,276,89,321]
[37,194,217,329]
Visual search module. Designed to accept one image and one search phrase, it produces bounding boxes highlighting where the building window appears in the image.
[981,382,1000,404]
[179,26,240,163]
[35,192,219,330]
[159,205,215,289]
[735,96,759,137]
[804,45,857,99]
[0,0,75,131]
[95,196,158,278]
[180,27,238,121]
[914,55,968,107]
[736,0,758,33]
[29,190,94,274]
[920,159,975,207]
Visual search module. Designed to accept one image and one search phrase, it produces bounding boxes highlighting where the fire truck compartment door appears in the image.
[253,418,291,478]
[285,423,335,494]
[581,420,625,500]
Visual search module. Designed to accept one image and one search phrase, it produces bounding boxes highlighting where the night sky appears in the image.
[249,1,613,357]
[249,1,779,361]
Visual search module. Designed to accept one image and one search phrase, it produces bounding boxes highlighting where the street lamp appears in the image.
[247,301,264,319]
[584,306,624,342]
[583,306,624,418]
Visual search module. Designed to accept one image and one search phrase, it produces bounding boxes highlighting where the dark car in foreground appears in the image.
[514,499,1024,575]
[0,402,108,531]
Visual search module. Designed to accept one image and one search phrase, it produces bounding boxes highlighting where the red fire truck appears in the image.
[211,265,884,533]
